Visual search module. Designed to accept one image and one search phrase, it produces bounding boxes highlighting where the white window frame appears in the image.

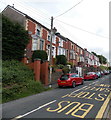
[36,25,41,36]
[47,33,51,41]
[40,39,44,50]
[32,37,38,51]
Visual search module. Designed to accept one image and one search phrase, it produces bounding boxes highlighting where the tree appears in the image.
[98,55,107,64]
[56,55,67,65]
[91,51,107,64]
[91,52,97,56]
[32,50,48,63]
[108,66,111,70]
[2,15,29,61]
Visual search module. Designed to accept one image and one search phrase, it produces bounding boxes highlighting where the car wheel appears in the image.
[93,76,96,80]
[81,80,84,85]
[72,82,76,88]
[58,86,62,88]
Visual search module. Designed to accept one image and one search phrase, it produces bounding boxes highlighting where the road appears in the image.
[2,74,111,120]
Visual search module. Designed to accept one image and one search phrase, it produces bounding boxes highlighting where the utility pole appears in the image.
[49,16,53,88]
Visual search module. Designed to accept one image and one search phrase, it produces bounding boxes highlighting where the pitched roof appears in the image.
[3,5,50,31]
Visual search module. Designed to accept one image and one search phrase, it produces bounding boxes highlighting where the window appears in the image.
[59,48,61,55]
[70,52,73,59]
[80,49,83,54]
[77,47,79,53]
[60,75,69,80]
[40,40,44,50]
[32,37,38,51]
[37,29,40,36]
[59,39,63,47]
[37,26,41,36]
[80,56,84,62]
[47,32,51,41]
[52,35,56,44]
[70,51,75,59]
[62,49,66,55]
[72,45,73,49]
[48,35,51,41]
[70,74,79,78]
[52,47,54,56]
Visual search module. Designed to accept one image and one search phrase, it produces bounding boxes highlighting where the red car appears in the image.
[84,72,98,80]
[57,73,84,88]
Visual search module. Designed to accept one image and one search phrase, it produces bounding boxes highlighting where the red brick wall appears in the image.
[41,61,48,85]
[27,20,36,34]
[42,29,48,50]
[26,36,33,60]
[63,41,66,49]
[25,20,36,60]
[26,60,49,85]
[42,29,47,40]
[69,59,78,66]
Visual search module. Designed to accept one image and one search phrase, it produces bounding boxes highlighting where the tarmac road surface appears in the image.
[2,74,111,120]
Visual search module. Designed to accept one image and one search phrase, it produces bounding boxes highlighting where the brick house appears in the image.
[2,5,55,63]
[2,5,100,68]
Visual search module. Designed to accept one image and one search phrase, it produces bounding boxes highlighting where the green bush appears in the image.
[2,60,49,103]
[57,64,64,69]
[56,55,67,65]
[67,62,73,67]
[62,66,70,74]
[32,50,48,63]
[2,60,34,86]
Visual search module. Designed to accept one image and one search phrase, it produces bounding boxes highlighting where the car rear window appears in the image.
[70,74,79,77]
[60,75,69,80]
[87,72,95,75]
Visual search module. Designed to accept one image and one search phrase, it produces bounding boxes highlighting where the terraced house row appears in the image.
[3,5,100,67]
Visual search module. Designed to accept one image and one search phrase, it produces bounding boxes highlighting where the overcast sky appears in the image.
[1,0,110,61]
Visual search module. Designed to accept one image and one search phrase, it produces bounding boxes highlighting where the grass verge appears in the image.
[2,60,51,103]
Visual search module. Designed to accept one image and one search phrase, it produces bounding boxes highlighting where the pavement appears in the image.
[106,96,111,119]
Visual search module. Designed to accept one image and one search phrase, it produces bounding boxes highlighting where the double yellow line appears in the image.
[95,92,111,119]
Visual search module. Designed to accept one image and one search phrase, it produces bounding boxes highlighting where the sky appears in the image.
[0,0,110,61]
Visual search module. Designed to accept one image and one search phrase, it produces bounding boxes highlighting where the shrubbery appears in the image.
[67,62,73,67]
[57,64,64,69]
[2,60,34,86]
[56,55,67,65]
[32,50,48,63]
[2,15,29,61]
[2,60,49,103]
[62,66,70,74]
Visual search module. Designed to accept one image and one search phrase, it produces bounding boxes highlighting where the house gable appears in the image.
[2,5,26,27]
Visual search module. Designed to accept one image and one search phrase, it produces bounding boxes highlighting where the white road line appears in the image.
[89,81,99,86]
[11,100,57,120]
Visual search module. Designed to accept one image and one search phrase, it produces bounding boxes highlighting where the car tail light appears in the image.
[58,79,61,82]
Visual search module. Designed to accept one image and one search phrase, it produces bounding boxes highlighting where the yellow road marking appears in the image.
[95,92,111,119]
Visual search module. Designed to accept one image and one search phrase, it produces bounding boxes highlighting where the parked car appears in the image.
[84,72,98,80]
[103,70,109,75]
[100,71,104,76]
[57,73,84,88]
[96,71,102,78]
